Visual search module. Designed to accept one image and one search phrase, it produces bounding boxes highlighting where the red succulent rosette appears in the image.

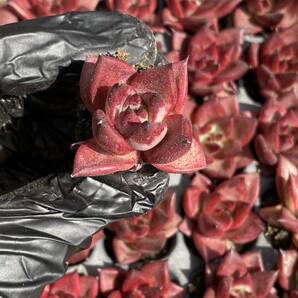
[67,230,104,265]
[72,55,206,177]
[41,272,99,298]
[99,261,184,298]
[180,173,264,261]
[204,250,278,298]
[192,95,257,179]
[234,0,298,35]
[249,23,298,100]
[105,0,163,33]
[255,90,298,166]
[107,191,181,264]
[162,0,241,32]
[0,3,18,25]
[0,0,99,23]
[188,27,248,97]
[278,250,298,298]
[260,157,298,248]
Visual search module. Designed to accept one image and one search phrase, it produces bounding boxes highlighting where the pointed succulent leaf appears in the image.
[72,140,139,177]
[80,56,136,112]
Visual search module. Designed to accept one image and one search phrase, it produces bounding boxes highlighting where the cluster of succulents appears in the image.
[2,0,298,297]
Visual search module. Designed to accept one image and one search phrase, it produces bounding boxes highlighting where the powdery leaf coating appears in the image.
[74,56,206,176]
[72,139,139,177]
[180,173,264,261]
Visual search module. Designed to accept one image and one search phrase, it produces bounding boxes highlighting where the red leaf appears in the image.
[72,140,139,177]
[143,114,192,164]
[92,109,133,155]
[278,250,298,291]
[148,136,206,173]
[127,121,168,151]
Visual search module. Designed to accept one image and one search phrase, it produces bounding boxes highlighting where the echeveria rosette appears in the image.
[107,191,181,264]
[278,250,298,298]
[41,272,99,298]
[255,90,298,166]
[249,23,298,100]
[162,0,241,32]
[0,0,99,24]
[204,250,278,298]
[105,0,163,33]
[188,27,249,97]
[234,0,298,35]
[192,95,257,179]
[99,261,185,298]
[180,173,264,261]
[72,55,206,177]
[260,157,298,248]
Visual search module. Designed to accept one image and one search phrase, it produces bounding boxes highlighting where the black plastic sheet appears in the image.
[0,11,168,298]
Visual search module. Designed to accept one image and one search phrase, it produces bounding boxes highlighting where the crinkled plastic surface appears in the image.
[0,11,168,298]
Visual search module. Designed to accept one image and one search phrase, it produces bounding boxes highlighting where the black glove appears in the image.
[0,11,168,298]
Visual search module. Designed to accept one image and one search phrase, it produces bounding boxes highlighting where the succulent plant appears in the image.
[162,0,241,32]
[234,0,298,34]
[72,56,206,176]
[99,261,185,298]
[249,23,298,100]
[180,173,264,261]
[108,191,181,264]
[187,27,248,97]
[41,272,98,298]
[278,249,298,298]
[105,0,163,32]
[260,157,298,248]
[255,90,298,166]
[204,250,278,298]
[192,95,257,179]
[0,0,99,24]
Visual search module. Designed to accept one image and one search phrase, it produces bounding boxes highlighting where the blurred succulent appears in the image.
[255,90,298,166]
[249,23,298,100]
[108,191,181,264]
[180,173,264,261]
[68,230,104,265]
[278,250,298,298]
[204,250,278,298]
[192,95,257,179]
[162,0,241,32]
[187,27,248,97]
[72,56,206,176]
[234,0,298,34]
[260,157,298,248]
[0,0,99,25]
[105,0,164,32]
[41,272,98,298]
[99,261,185,298]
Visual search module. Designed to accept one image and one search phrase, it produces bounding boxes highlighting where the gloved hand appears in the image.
[0,11,169,298]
